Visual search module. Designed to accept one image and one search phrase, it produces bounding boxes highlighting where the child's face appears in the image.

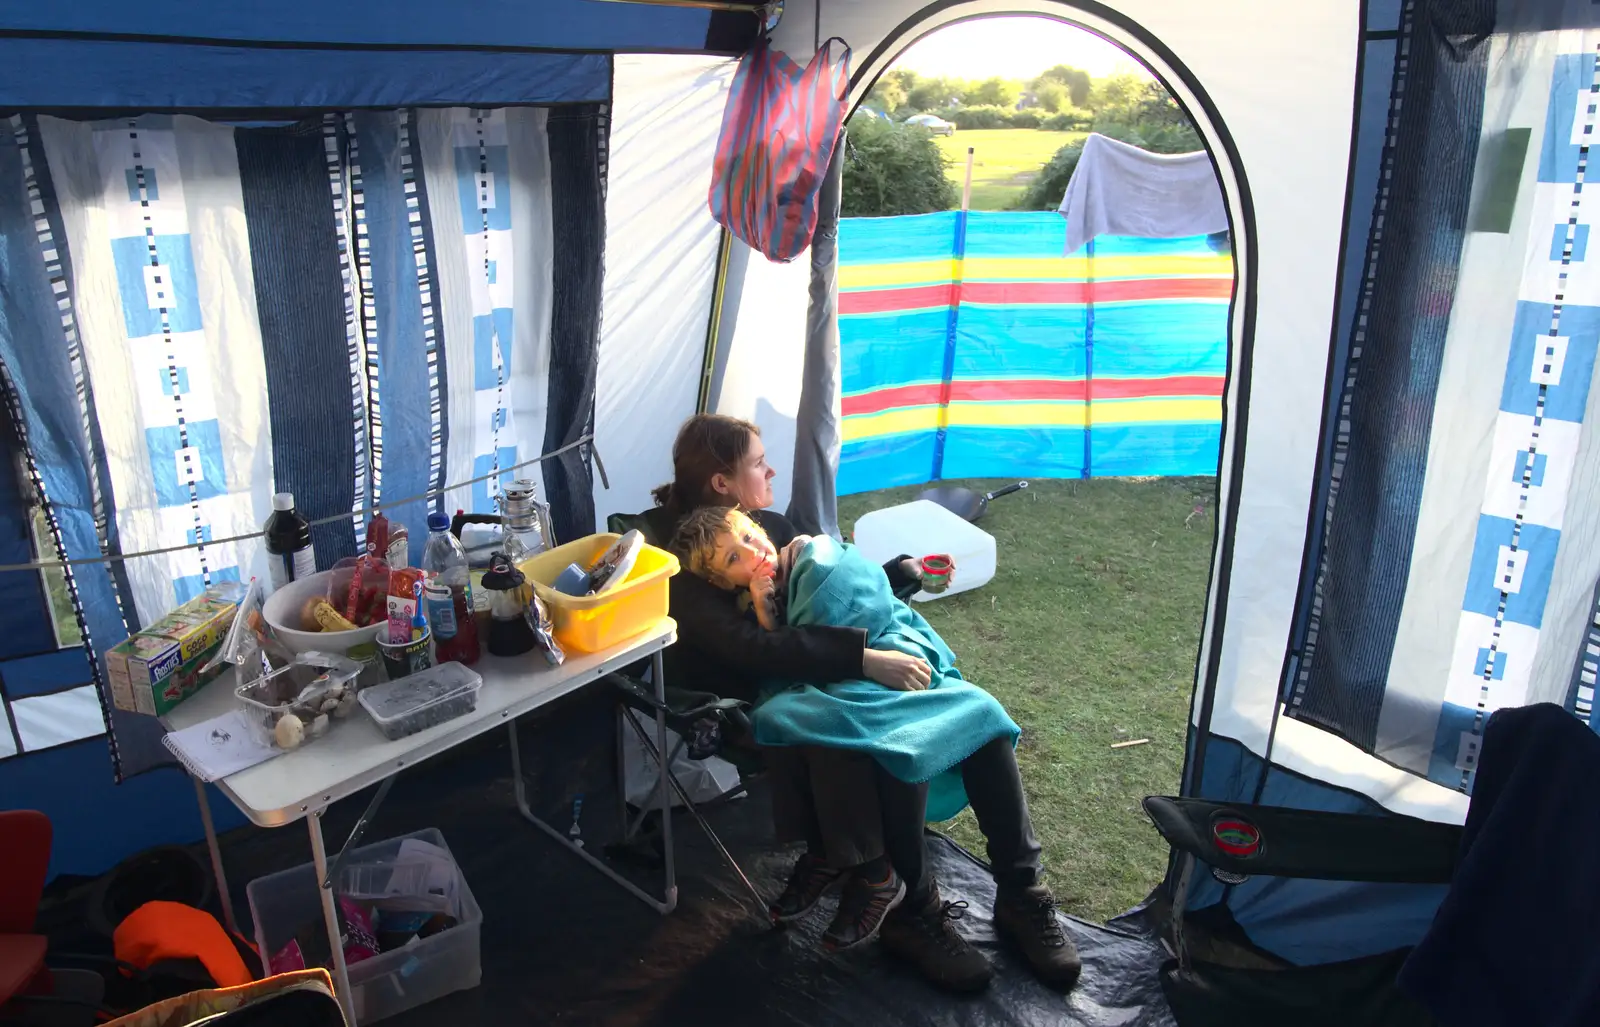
[710,522,777,589]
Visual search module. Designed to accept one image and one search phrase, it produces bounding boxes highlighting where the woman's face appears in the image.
[713,432,776,510]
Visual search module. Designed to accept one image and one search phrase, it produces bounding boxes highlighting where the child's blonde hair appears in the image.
[671,506,767,587]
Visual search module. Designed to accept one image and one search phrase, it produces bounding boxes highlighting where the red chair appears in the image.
[0,810,51,1012]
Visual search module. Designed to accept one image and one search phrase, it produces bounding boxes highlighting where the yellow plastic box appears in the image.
[519,534,679,654]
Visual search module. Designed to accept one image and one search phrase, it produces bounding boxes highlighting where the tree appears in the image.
[906,76,966,112]
[841,117,957,217]
[969,76,1021,108]
[1035,65,1092,107]
[864,77,906,117]
[1033,81,1068,113]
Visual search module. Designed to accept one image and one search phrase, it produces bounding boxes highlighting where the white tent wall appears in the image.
[592,55,736,527]
[712,0,1461,815]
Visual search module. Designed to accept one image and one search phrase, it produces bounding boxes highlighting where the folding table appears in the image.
[161,620,678,1024]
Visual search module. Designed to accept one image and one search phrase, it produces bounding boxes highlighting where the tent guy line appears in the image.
[0,433,604,574]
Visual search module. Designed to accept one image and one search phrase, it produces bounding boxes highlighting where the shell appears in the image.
[274,715,305,750]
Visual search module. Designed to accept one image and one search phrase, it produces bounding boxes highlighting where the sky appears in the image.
[893,17,1148,82]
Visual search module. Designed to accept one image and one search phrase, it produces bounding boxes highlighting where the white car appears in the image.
[904,113,955,136]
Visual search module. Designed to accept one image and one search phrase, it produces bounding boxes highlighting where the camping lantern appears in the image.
[479,553,536,657]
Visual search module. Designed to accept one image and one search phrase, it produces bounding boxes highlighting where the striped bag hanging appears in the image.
[708,36,850,264]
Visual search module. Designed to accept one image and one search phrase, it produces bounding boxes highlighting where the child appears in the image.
[672,505,786,630]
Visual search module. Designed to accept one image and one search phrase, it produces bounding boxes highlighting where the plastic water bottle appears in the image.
[422,512,480,665]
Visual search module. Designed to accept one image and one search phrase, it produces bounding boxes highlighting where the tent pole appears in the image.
[697,227,733,414]
[930,148,974,481]
[1083,236,1094,479]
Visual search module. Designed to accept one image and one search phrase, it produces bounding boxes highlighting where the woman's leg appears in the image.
[957,736,1080,990]
[958,736,1043,889]
[874,761,996,993]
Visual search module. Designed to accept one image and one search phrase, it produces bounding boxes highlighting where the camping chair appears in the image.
[0,810,115,1026]
[1141,797,1464,1027]
[599,511,768,920]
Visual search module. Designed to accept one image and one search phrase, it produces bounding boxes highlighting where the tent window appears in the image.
[29,507,82,650]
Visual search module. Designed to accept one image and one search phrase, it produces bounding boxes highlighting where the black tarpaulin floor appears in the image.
[41,692,1177,1027]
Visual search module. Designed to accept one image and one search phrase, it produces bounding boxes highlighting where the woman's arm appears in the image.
[672,573,866,683]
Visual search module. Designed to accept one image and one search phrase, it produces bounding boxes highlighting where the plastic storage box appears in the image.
[236,652,363,750]
[519,534,679,653]
[246,828,481,1024]
[357,663,482,741]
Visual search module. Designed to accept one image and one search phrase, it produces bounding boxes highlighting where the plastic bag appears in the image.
[708,36,850,263]
[621,710,742,808]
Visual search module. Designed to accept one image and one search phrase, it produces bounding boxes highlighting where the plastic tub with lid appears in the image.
[358,662,484,741]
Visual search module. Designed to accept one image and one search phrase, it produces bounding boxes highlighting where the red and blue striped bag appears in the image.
[708,36,851,263]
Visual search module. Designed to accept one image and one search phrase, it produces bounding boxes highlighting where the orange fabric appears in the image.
[0,933,46,1004]
[113,901,252,989]
[101,969,338,1027]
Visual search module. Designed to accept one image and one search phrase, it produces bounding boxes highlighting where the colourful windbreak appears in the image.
[837,211,1233,494]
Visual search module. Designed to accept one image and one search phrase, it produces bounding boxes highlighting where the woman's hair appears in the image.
[651,413,761,516]
[670,506,765,586]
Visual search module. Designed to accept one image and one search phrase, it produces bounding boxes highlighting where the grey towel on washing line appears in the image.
[1057,132,1228,254]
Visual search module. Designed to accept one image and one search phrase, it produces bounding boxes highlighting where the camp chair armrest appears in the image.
[1143,796,1462,884]
[604,673,749,722]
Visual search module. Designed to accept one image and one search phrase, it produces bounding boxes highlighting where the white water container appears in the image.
[850,500,997,602]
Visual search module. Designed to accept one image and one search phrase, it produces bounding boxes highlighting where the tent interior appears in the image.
[5,0,1600,1024]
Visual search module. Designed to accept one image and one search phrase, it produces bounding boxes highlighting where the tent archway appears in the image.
[824,0,1257,798]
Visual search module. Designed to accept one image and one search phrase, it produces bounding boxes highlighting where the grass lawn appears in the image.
[837,476,1216,923]
[934,129,1083,211]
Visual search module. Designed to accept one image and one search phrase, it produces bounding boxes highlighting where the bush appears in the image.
[1010,110,1042,129]
[950,105,1014,130]
[841,117,957,217]
[1016,137,1086,211]
[1041,108,1094,132]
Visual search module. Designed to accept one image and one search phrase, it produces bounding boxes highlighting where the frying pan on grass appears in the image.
[917,481,1028,522]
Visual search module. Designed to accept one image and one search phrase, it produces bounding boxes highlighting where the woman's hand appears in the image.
[863,648,932,691]
[778,535,813,582]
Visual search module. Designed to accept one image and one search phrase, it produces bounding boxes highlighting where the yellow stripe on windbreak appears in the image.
[838,254,1234,291]
[842,405,941,442]
[838,260,961,290]
[842,397,1222,442]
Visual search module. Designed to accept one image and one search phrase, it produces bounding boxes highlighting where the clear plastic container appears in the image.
[246,828,482,1024]
[236,652,363,750]
[358,662,483,741]
[339,858,433,900]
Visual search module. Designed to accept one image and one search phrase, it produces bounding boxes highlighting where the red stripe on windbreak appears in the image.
[842,376,1226,416]
[840,277,1232,314]
[840,283,958,314]
[842,383,945,416]
[961,278,1234,305]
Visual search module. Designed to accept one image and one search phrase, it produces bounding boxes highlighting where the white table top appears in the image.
[163,620,676,828]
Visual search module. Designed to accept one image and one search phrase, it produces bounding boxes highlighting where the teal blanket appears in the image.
[750,536,1019,822]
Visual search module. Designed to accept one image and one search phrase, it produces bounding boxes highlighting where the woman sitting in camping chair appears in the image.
[644,414,1079,995]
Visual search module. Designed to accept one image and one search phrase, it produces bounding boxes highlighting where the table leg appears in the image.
[651,649,676,911]
[308,810,357,1025]
[191,777,240,939]
[508,716,678,912]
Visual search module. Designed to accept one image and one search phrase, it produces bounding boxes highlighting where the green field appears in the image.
[839,476,1214,923]
[934,129,1082,211]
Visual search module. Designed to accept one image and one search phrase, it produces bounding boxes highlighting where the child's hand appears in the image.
[750,569,779,630]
